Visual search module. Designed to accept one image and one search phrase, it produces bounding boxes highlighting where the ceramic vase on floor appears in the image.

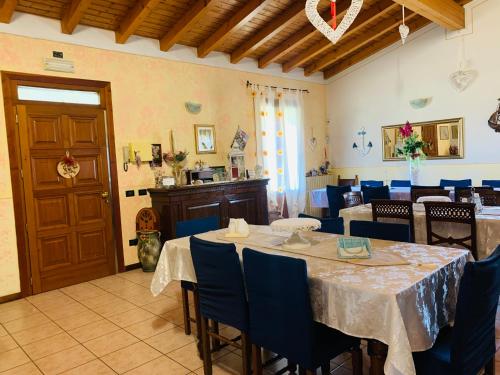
[137,230,161,272]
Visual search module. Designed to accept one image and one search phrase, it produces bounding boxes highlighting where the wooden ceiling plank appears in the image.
[282,0,396,73]
[323,16,431,79]
[392,0,464,30]
[115,0,162,44]
[230,0,305,64]
[61,0,93,34]
[197,0,270,58]
[304,9,418,76]
[0,0,17,23]
[160,0,217,52]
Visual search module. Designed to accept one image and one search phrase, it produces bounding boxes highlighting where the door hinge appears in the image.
[20,169,23,179]
[25,223,28,232]
[15,113,19,125]
[30,277,32,286]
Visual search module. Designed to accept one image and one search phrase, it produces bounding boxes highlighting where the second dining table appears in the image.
[150,225,471,375]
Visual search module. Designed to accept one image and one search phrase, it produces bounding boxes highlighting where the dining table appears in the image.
[340,203,500,260]
[150,225,471,375]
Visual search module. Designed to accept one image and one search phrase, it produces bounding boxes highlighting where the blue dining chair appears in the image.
[326,185,352,218]
[439,179,472,188]
[390,180,411,188]
[176,216,220,336]
[413,245,500,375]
[361,185,390,204]
[360,180,384,187]
[350,220,411,243]
[190,237,251,375]
[298,213,344,235]
[243,248,362,375]
[482,179,500,188]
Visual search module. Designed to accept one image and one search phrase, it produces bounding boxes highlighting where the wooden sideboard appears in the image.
[148,179,269,241]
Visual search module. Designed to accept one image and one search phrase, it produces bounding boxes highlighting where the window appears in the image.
[17,86,100,105]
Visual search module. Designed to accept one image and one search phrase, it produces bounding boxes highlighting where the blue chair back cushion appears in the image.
[390,180,411,188]
[439,179,472,188]
[361,185,390,204]
[326,185,351,218]
[189,236,248,331]
[360,180,384,187]
[176,216,219,238]
[350,220,410,243]
[482,180,500,188]
[298,213,344,235]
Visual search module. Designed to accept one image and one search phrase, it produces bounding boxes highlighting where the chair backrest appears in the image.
[243,248,315,369]
[423,202,477,259]
[411,188,449,202]
[439,179,472,188]
[175,216,220,238]
[390,180,411,188]
[482,179,500,188]
[361,185,390,204]
[450,245,500,374]
[455,187,495,205]
[338,174,359,187]
[343,191,363,208]
[326,185,352,218]
[350,220,411,243]
[416,196,452,203]
[411,185,443,190]
[298,213,344,235]
[371,199,415,242]
[189,236,248,331]
[360,180,383,187]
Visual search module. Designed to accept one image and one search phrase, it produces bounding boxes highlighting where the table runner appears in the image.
[151,225,470,375]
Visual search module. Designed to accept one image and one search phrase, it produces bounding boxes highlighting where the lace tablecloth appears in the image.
[151,226,470,375]
[340,204,500,259]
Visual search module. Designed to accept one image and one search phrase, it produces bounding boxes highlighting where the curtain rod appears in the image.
[246,80,310,93]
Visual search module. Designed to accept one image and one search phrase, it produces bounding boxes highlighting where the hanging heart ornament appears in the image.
[305,0,363,45]
[399,24,410,45]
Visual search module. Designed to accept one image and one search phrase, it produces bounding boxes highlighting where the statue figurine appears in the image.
[488,98,500,133]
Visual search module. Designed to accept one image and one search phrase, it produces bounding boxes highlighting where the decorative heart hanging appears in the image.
[399,24,410,44]
[305,0,363,45]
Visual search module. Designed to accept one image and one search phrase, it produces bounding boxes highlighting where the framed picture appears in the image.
[194,124,216,154]
[439,126,449,140]
[151,144,162,167]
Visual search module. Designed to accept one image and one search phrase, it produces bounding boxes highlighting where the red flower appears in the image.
[411,152,420,160]
[399,121,413,138]
[62,155,76,167]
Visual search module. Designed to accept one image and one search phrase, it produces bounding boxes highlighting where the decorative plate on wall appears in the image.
[185,102,202,114]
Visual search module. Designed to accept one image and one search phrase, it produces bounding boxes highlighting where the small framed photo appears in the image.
[194,124,216,154]
[451,125,459,139]
[439,126,449,140]
[151,144,162,166]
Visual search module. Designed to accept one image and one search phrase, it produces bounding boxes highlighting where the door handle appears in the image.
[101,191,109,199]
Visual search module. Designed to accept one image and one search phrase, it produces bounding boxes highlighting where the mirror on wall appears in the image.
[382,118,464,161]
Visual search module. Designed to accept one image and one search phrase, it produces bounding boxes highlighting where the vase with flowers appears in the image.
[163,150,189,186]
[396,121,428,185]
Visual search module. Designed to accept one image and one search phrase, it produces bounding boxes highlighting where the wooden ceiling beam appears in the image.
[323,16,431,79]
[0,0,17,23]
[230,0,305,64]
[282,0,396,73]
[61,0,93,34]
[305,9,418,76]
[160,0,217,52]
[115,0,161,44]
[392,0,464,30]
[198,0,270,58]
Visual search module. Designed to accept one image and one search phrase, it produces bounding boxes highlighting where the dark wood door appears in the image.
[227,194,258,224]
[421,126,438,157]
[17,104,116,293]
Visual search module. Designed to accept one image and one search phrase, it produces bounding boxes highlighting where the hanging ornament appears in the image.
[330,0,337,30]
[305,0,363,45]
[399,6,410,45]
[449,37,477,92]
[57,151,80,179]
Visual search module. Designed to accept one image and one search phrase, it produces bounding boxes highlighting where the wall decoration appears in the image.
[449,38,477,92]
[439,126,449,140]
[488,98,500,133]
[409,97,432,109]
[399,6,410,45]
[151,144,162,167]
[451,125,459,139]
[352,127,372,157]
[194,124,217,154]
[185,101,202,114]
[231,126,249,151]
[308,127,318,150]
[57,151,80,178]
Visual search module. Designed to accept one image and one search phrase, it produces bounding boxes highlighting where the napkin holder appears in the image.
[225,218,250,238]
[337,237,372,259]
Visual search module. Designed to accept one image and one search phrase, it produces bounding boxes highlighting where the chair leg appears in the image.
[200,316,212,375]
[485,357,495,375]
[367,340,387,375]
[211,321,221,351]
[193,289,203,358]
[181,287,191,335]
[252,344,263,375]
[241,332,252,375]
[351,345,363,375]
[320,362,330,374]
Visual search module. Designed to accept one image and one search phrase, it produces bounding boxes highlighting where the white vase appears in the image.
[409,159,420,185]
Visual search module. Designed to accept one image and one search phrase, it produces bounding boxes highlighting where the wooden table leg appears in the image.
[193,289,204,359]
[367,340,388,375]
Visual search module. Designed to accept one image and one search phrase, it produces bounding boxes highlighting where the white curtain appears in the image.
[252,85,306,218]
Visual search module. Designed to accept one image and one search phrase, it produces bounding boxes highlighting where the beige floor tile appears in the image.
[60,359,115,374]
[124,355,189,375]
[194,353,242,375]
[0,325,7,337]
[124,293,170,307]
[161,307,188,327]
[79,292,124,310]
[28,292,75,312]
[160,282,182,301]
[22,332,79,360]
[0,361,42,374]
[0,335,18,353]
[67,319,120,343]
[101,341,162,374]
[167,342,230,371]
[141,297,180,316]
[54,310,102,331]
[144,327,194,354]
[91,300,136,317]
[43,302,90,321]
[83,329,139,357]
[123,316,175,340]
[11,322,63,346]
[59,283,108,301]
[0,300,33,313]
[0,348,31,372]
[117,272,153,287]
[3,312,51,334]
[35,345,95,375]
[91,278,138,293]
[107,307,155,328]
[110,285,150,300]
[0,302,39,324]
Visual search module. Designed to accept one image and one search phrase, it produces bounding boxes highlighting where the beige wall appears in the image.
[0,32,327,297]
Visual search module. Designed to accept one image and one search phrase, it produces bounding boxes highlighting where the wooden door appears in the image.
[421,126,438,157]
[17,104,116,293]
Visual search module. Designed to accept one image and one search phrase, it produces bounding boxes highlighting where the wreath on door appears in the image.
[57,151,80,178]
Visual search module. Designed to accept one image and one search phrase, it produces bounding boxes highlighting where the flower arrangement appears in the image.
[162,150,188,185]
[396,122,428,161]
[57,152,80,178]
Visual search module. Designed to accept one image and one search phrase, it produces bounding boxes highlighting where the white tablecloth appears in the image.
[340,204,500,260]
[150,226,470,375]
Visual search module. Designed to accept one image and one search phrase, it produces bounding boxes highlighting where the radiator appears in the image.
[305,174,336,217]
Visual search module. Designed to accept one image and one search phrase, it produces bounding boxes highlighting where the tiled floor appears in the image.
[0,270,498,374]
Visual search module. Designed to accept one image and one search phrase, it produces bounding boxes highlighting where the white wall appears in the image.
[326,0,500,185]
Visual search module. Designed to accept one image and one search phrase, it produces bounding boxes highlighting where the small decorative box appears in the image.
[337,237,372,259]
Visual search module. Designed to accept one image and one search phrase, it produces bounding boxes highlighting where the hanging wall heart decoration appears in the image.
[305,0,363,45]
